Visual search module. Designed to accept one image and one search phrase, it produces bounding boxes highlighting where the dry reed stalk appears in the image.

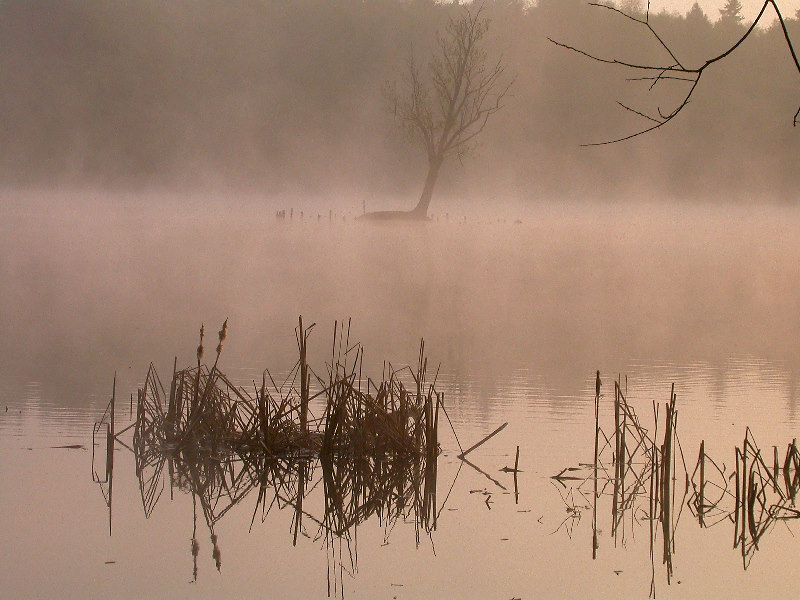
[698,440,705,527]
[457,423,508,460]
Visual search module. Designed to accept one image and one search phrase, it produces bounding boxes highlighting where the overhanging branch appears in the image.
[550,0,800,145]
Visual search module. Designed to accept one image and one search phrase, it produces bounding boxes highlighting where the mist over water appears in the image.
[2,0,800,597]
[1,1,799,200]
[3,193,800,425]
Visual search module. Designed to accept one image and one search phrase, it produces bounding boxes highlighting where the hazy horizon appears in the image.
[647,0,785,18]
[2,0,798,204]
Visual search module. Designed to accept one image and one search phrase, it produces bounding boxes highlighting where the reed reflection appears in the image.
[553,375,800,598]
[91,374,117,536]
[93,319,440,596]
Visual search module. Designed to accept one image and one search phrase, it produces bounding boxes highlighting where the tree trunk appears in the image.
[411,156,443,219]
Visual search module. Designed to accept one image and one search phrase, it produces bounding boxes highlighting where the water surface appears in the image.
[2,195,799,598]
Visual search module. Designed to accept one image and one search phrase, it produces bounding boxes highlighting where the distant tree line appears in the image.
[2,0,799,203]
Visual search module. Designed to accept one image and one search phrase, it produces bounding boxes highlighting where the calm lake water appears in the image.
[2,194,800,598]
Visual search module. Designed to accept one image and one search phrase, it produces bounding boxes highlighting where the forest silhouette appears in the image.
[2,0,799,203]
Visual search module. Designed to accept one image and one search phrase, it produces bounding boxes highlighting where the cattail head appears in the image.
[211,533,221,570]
[197,324,205,363]
[216,319,228,355]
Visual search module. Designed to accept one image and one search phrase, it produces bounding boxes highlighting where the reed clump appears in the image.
[133,317,441,463]
[123,318,442,587]
[551,373,800,593]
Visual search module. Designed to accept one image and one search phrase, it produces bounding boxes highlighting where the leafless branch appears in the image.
[550,0,800,144]
[617,101,660,124]
[387,3,513,158]
[625,75,696,84]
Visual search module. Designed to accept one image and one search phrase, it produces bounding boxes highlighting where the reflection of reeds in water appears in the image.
[92,373,117,534]
[128,446,437,591]
[728,429,800,569]
[98,318,440,595]
[685,428,800,570]
[320,451,437,597]
[553,375,800,598]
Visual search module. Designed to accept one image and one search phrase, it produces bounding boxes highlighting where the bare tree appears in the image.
[549,0,800,145]
[375,5,511,219]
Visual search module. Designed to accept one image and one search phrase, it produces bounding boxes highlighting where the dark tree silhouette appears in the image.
[370,5,511,220]
[550,0,800,145]
[686,2,711,26]
[718,0,745,23]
